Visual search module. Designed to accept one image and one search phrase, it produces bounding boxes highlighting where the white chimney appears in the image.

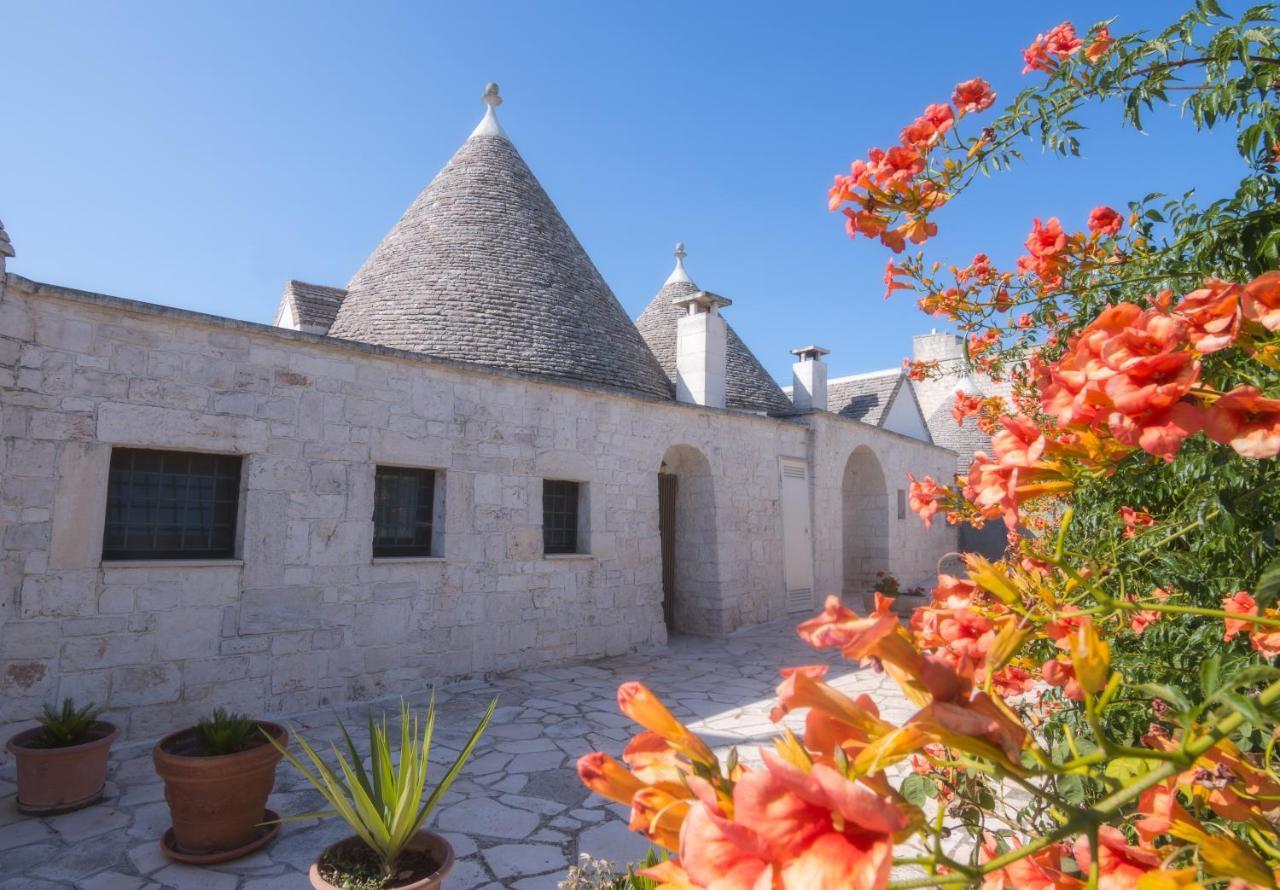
[911,330,967,419]
[672,290,731,408]
[790,345,830,412]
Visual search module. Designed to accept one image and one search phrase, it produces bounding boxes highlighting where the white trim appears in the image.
[825,368,901,385]
[372,557,446,565]
[101,559,244,569]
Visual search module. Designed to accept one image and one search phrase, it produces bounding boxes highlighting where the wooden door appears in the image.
[658,472,678,631]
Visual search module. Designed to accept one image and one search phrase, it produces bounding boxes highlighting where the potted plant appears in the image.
[270,695,496,890]
[153,708,287,863]
[5,699,119,815]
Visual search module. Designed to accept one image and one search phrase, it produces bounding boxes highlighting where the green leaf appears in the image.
[1201,654,1222,698]
[1255,555,1280,608]
[900,773,935,807]
[1219,691,1267,728]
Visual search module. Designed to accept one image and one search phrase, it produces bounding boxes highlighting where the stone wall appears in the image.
[0,275,957,744]
[811,412,957,607]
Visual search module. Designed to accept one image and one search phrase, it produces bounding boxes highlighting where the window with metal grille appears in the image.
[542,479,581,555]
[373,466,436,558]
[102,448,242,560]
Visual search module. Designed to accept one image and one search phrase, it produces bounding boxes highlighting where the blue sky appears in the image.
[2,1,1247,383]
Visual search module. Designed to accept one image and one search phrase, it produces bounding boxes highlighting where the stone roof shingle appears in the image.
[326,121,671,399]
[827,370,905,425]
[274,280,347,333]
[635,278,793,415]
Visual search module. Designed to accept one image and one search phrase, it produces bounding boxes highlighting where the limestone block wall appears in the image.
[810,413,958,607]
[0,276,832,742]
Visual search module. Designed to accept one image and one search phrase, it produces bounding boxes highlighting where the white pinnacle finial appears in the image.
[471,82,507,139]
[665,241,693,286]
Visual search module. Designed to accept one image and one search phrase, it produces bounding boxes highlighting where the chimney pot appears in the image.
[790,345,829,411]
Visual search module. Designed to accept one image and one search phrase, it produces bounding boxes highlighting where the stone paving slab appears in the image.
[0,617,906,888]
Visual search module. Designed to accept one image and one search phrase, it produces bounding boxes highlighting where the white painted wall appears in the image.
[882,384,931,442]
[0,274,958,742]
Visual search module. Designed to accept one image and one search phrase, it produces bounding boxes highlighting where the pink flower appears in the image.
[1072,826,1161,890]
[1173,279,1242,354]
[907,473,941,527]
[1087,205,1123,236]
[952,391,983,426]
[666,753,903,890]
[1044,22,1084,58]
[1025,217,1067,258]
[1022,22,1082,74]
[1204,386,1280,459]
[1243,270,1280,331]
[952,78,997,115]
[1223,591,1258,642]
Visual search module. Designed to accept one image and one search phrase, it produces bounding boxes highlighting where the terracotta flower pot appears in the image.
[152,721,286,857]
[309,831,454,890]
[5,721,119,815]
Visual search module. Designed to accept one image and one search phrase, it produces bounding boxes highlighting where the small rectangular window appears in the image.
[542,479,581,555]
[373,466,436,558]
[897,488,907,520]
[103,448,242,560]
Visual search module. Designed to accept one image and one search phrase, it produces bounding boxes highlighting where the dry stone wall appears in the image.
[0,275,957,744]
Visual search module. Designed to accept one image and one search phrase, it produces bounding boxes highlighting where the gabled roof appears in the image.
[273,280,347,333]
[326,86,671,399]
[634,253,793,415]
[826,369,907,425]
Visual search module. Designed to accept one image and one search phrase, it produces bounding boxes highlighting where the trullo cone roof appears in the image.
[327,89,672,399]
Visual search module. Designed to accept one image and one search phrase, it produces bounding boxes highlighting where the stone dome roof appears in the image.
[635,249,792,415]
[327,87,672,399]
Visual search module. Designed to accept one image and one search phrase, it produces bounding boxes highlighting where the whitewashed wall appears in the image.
[0,275,957,742]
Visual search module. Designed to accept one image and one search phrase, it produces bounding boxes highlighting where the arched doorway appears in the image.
[841,446,889,605]
[657,445,718,635]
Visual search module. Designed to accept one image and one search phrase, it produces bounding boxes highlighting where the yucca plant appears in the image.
[35,698,101,748]
[268,694,496,882]
[192,708,256,756]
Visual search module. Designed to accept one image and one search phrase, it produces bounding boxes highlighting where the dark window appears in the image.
[897,488,907,520]
[542,480,581,554]
[373,466,436,557]
[103,448,242,560]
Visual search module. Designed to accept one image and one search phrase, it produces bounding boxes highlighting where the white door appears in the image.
[780,458,814,613]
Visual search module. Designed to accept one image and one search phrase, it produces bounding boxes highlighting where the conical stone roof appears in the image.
[635,249,793,415]
[327,87,672,399]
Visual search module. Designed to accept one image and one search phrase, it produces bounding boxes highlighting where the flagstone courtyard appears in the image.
[0,615,911,890]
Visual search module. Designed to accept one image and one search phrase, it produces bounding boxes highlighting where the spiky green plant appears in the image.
[35,698,101,748]
[268,694,496,881]
[192,708,256,756]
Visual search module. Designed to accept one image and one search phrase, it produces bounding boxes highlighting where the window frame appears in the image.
[102,447,243,562]
[372,465,438,559]
[542,479,584,555]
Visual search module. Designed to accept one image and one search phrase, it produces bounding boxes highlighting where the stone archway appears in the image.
[841,445,890,605]
[657,445,719,635]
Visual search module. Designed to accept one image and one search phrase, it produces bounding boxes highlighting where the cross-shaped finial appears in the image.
[483,83,502,109]
[674,242,686,261]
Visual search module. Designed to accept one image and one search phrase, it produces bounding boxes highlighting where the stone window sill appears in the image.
[544,553,593,560]
[372,557,446,565]
[101,559,245,569]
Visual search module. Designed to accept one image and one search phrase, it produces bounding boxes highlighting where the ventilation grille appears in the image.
[786,586,813,613]
[782,464,806,478]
